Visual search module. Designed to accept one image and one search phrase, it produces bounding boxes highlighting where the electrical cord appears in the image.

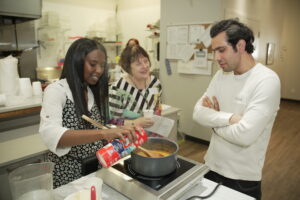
[185,182,223,200]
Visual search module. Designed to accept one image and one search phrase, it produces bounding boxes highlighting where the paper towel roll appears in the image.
[0,55,20,95]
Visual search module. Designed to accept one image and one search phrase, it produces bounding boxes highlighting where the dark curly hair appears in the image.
[210,19,255,54]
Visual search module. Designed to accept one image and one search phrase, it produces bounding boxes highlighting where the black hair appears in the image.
[210,19,255,54]
[60,38,109,124]
[119,45,151,74]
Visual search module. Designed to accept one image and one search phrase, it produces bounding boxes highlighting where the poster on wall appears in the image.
[166,25,189,59]
[177,60,212,75]
[167,25,188,44]
[193,49,208,68]
[189,25,205,43]
[166,22,213,75]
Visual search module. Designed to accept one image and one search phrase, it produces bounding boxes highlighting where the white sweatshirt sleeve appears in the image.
[39,82,71,156]
[214,76,281,147]
[193,95,233,127]
[193,70,233,128]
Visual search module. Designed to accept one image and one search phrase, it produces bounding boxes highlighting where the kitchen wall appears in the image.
[117,0,160,70]
[224,0,300,100]
[160,0,223,141]
[117,0,160,49]
[37,0,117,67]
[277,0,300,100]
[37,0,160,67]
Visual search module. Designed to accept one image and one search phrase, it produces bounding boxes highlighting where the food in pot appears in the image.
[131,137,179,177]
[135,149,170,158]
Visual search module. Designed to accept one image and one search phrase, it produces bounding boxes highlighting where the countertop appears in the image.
[0,125,48,168]
[54,172,255,200]
[0,95,42,114]
[0,105,253,199]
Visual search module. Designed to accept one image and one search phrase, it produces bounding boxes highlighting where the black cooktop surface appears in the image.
[112,157,196,191]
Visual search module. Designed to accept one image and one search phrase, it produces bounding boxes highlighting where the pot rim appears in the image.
[132,137,179,159]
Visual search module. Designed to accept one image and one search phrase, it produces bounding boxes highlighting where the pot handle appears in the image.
[176,160,181,169]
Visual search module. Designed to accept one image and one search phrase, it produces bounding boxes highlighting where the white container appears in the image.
[143,109,154,118]
[0,55,20,96]
[32,81,43,96]
[9,162,54,200]
[64,177,103,200]
[19,78,33,98]
[0,93,6,106]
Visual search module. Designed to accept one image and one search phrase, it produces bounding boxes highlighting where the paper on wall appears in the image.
[178,60,212,75]
[167,26,178,43]
[167,44,193,60]
[178,44,195,62]
[167,25,189,44]
[193,49,208,68]
[166,43,178,59]
[145,115,175,137]
[189,25,205,43]
[176,26,189,44]
[200,25,212,48]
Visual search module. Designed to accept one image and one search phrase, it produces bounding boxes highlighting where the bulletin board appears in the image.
[166,23,213,75]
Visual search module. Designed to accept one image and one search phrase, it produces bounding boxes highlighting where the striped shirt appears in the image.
[109,75,162,118]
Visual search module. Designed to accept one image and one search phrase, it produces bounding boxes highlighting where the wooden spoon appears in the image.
[138,146,164,158]
[82,115,108,129]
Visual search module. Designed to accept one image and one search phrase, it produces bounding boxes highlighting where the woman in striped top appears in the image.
[109,45,162,128]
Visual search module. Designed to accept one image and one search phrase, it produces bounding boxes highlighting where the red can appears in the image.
[96,126,147,168]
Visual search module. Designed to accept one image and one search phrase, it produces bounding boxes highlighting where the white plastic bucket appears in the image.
[8,162,54,200]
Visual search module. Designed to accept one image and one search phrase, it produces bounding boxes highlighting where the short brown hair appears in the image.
[119,45,151,74]
[126,38,139,47]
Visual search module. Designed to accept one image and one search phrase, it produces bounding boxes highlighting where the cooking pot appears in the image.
[131,137,179,177]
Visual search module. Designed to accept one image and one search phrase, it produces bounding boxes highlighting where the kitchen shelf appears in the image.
[103,41,122,46]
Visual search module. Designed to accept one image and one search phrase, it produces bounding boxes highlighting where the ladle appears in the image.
[81,115,162,157]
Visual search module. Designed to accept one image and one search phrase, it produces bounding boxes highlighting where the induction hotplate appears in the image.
[118,157,195,191]
[96,155,209,200]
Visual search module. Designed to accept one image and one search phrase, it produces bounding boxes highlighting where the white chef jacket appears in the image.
[39,79,95,156]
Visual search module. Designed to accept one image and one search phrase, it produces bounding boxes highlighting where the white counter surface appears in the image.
[0,95,42,113]
[55,172,255,200]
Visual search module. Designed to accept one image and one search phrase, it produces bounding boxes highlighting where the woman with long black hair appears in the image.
[39,38,136,188]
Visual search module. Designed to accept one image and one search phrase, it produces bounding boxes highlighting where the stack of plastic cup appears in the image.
[32,81,43,96]
[0,94,6,106]
[19,78,33,98]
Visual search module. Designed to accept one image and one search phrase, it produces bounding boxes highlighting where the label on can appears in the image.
[96,127,148,168]
[96,143,121,168]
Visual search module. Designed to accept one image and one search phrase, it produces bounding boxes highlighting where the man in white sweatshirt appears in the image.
[193,19,280,200]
